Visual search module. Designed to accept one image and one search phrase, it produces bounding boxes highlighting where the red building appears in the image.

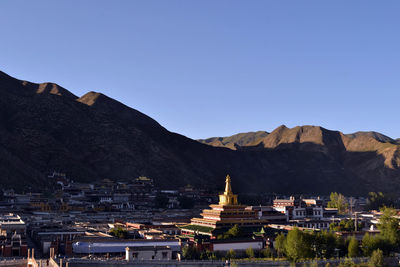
[0,233,28,257]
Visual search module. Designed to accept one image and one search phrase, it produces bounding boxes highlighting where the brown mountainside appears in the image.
[202,125,400,171]
[198,131,269,150]
[1,71,400,195]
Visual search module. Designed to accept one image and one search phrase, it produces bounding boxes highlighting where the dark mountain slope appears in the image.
[1,71,400,195]
[1,71,281,193]
[0,71,229,190]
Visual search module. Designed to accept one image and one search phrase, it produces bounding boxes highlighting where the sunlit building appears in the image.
[180,175,268,238]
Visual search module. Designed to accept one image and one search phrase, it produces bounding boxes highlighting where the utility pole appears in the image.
[355,212,358,232]
[349,197,355,216]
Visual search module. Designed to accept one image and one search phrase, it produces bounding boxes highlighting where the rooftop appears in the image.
[126,245,171,251]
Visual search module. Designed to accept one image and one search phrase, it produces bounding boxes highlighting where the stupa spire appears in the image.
[219,174,238,205]
[224,175,232,194]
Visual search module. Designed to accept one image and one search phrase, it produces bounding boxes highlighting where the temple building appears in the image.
[180,175,268,238]
[272,196,338,230]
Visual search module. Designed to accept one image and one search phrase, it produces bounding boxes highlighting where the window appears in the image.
[162,252,168,259]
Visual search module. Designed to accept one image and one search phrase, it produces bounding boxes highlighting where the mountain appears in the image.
[198,131,269,150]
[345,131,394,144]
[0,71,230,191]
[1,70,400,195]
[200,125,400,194]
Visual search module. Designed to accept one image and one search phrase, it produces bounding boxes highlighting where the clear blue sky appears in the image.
[1,1,399,139]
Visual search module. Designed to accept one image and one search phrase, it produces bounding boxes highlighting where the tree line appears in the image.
[275,207,398,266]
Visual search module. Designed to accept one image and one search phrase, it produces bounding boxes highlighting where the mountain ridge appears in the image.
[199,126,400,170]
[199,126,398,151]
[1,70,400,195]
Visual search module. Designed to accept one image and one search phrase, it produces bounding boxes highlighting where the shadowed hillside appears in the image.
[1,71,400,195]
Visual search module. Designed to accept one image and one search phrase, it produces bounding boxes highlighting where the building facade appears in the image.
[180,175,268,238]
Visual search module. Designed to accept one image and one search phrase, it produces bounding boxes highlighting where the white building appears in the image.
[125,246,172,261]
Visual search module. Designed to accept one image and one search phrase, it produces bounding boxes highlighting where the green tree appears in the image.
[314,231,337,259]
[347,236,359,258]
[284,227,312,262]
[362,232,375,256]
[200,250,216,260]
[226,224,241,237]
[245,247,255,258]
[275,232,286,257]
[220,224,242,239]
[226,248,236,259]
[344,219,359,231]
[368,249,384,267]
[377,207,399,247]
[207,251,217,260]
[337,258,355,267]
[328,192,348,214]
[110,227,128,239]
[335,236,347,257]
[330,219,359,232]
[261,247,273,258]
[361,232,393,257]
[199,250,207,260]
[182,245,199,260]
[306,260,318,267]
[324,232,337,258]
[367,192,393,211]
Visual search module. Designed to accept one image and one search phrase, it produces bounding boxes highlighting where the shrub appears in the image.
[347,236,359,258]
[109,227,128,239]
[245,247,255,258]
[226,248,236,259]
[261,247,273,258]
[368,249,384,267]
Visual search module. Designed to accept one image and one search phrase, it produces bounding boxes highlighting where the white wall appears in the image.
[42,241,51,254]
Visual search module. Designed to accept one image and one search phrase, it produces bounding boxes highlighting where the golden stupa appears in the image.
[180,175,267,237]
[218,175,238,205]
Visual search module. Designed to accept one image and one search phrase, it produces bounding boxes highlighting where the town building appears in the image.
[72,238,180,258]
[0,214,28,257]
[247,206,287,223]
[30,228,85,255]
[273,196,325,220]
[272,196,338,230]
[125,245,172,261]
[0,232,28,257]
[180,175,269,238]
